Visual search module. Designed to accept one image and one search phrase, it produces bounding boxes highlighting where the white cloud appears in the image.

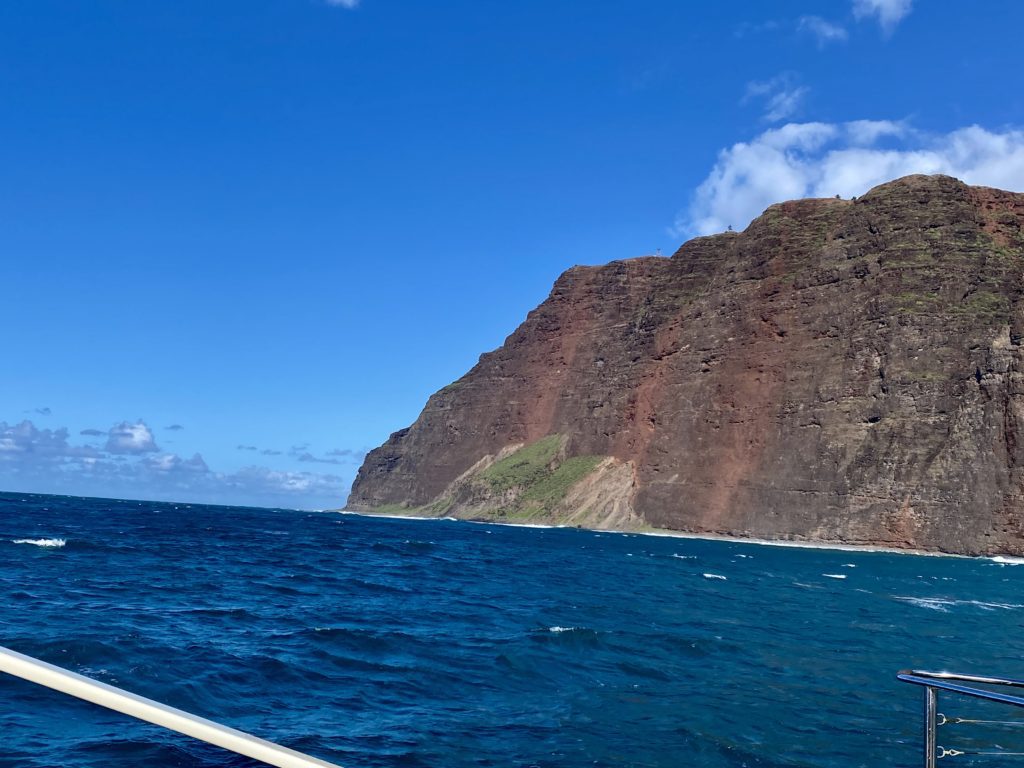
[144,452,209,474]
[762,87,809,124]
[844,118,907,145]
[676,121,1024,236]
[105,420,159,454]
[798,16,848,47]
[743,75,808,123]
[853,0,913,34]
[325,0,359,7]
[0,421,98,460]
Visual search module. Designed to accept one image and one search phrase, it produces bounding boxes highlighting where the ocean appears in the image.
[2,491,1024,767]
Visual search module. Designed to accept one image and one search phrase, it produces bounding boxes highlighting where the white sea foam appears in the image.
[467,519,568,530]
[671,554,696,560]
[548,626,581,633]
[338,510,437,521]
[336,509,969,558]
[842,563,857,568]
[12,538,66,548]
[894,596,1024,612]
[822,573,847,579]
[603,527,960,556]
[893,597,953,612]
[702,573,727,580]
[973,601,1024,610]
[991,555,1024,566]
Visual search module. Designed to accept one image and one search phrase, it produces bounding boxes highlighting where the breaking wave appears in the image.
[11,538,66,548]
[894,596,1024,612]
[991,555,1024,566]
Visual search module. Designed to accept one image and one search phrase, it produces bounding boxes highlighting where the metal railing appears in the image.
[0,644,344,768]
[899,669,1024,765]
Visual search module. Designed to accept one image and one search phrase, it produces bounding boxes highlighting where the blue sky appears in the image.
[3,0,1024,509]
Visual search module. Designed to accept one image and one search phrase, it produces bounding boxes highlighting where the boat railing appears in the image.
[900,669,1024,765]
[0,644,344,768]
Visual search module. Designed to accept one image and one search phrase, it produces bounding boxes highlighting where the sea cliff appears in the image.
[348,174,1024,555]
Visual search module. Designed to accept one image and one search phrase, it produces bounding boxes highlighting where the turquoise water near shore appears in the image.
[2,491,1024,767]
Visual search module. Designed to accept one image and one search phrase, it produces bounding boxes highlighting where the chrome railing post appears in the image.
[900,669,1024,764]
[924,685,937,768]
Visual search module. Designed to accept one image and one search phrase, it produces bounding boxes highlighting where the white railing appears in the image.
[0,645,343,768]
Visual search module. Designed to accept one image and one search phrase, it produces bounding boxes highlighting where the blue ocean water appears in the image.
[2,492,1024,768]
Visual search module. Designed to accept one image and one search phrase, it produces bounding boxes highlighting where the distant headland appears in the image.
[348,174,1024,556]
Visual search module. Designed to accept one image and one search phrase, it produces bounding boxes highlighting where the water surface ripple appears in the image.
[1,491,1023,767]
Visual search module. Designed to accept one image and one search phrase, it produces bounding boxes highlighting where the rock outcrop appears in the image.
[348,175,1024,555]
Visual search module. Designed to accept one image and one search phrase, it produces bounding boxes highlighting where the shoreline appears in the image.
[335,508,1007,560]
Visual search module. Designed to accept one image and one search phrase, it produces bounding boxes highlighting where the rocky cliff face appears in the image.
[348,175,1024,555]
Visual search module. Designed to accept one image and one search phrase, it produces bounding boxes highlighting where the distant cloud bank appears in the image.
[0,417,349,509]
[676,121,1024,237]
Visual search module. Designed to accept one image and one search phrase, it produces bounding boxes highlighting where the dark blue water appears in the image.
[3,492,1024,767]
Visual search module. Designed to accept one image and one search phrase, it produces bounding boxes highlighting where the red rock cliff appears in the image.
[348,175,1024,555]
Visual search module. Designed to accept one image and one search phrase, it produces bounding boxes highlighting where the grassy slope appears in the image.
[367,435,604,522]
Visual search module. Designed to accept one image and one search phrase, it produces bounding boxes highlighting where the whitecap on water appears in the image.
[702,573,727,581]
[11,538,66,548]
[964,599,1024,610]
[893,596,954,612]
[548,626,582,633]
[822,573,847,580]
[991,555,1024,566]
[894,596,1024,612]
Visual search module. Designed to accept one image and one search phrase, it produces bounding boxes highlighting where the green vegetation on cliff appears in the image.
[480,434,563,491]
[480,436,603,520]
[364,435,604,523]
[520,455,604,510]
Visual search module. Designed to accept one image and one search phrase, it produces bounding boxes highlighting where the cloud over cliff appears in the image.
[678,121,1024,237]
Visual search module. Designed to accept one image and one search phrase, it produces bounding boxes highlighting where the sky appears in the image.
[4,0,1024,509]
